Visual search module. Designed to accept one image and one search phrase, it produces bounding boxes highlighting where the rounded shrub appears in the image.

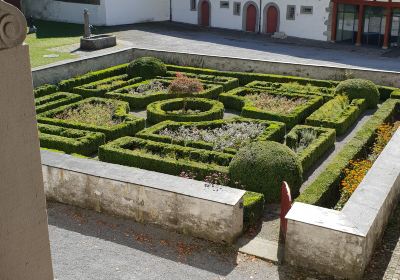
[229,141,302,202]
[127,57,167,79]
[335,79,380,109]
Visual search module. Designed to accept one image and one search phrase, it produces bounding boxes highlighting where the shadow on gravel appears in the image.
[47,202,240,276]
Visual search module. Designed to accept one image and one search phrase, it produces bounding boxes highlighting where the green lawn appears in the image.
[26,20,84,68]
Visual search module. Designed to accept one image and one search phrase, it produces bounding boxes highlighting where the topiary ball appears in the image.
[335,79,380,109]
[229,141,302,203]
[127,57,167,79]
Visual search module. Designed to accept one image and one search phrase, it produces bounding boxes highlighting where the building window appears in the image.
[300,6,313,15]
[220,1,229,9]
[190,0,196,11]
[233,2,241,15]
[286,5,296,20]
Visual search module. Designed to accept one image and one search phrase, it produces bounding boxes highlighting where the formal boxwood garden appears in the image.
[33,56,400,229]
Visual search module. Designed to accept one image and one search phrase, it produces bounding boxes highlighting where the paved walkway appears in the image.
[103,22,400,72]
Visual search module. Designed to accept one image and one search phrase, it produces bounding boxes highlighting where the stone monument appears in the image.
[0,1,54,279]
[80,9,117,50]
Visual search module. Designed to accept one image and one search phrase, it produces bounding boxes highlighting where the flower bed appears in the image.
[35,92,82,113]
[306,96,367,135]
[245,80,334,100]
[37,98,145,141]
[106,79,223,109]
[146,98,225,124]
[38,123,105,156]
[286,125,336,173]
[220,87,323,128]
[72,75,142,98]
[136,118,286,153]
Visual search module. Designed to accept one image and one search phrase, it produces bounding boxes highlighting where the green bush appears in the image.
[335,79,380,109]
[243,191,265,230]
[297,98,400,207]
[286,125,336,173]
[127,57,167,79]
[98,136,231,178]
[136,118,286,154]
[106,80,223,110]
[305,96,367,135]
[229,141,303,202]
[58,64,128,92]
[37,98,145,141]
[34,84,59,98]
[220,87,324,129]
[72,75,142,98]
[38,123,105,156]
[146,98,224,124]
[35,92,82,114]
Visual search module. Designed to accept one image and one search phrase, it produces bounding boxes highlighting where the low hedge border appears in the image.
[286,125,336,174]
[165,64,397,100]
[34,84,59,98]
[58,63,129,92]
[297,98,400,207]
[38,123,105,156]
[245,81,334,101]
[391,90,400,99]
[146,98,225,124]
[37,97,145,141]
[106,79,223,110]
[162,71,239,91]
[35,92,82,114]
[72,75,142,98]
[98,136,231,178]
[243,191,265,230]
[220,87,324,128]
[305,97,367,135]
[136,117,286,154]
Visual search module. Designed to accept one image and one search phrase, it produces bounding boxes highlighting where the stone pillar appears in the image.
[0,1,54,279]
[84,9,91,38]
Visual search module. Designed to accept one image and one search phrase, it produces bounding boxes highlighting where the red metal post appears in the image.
[356,4,364,46]
[279,181,292,244]
[331,0,338,42]
[383,8,392,49]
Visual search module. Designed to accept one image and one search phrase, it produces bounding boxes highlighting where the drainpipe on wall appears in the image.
[259,0,262,33]
[170,0,172,21]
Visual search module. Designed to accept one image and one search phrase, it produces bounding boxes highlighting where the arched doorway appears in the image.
[266,5,278,33]
[199,0,210,27]
[246,4,257,32]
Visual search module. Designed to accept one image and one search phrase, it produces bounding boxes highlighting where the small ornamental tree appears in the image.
[168,73,204,112]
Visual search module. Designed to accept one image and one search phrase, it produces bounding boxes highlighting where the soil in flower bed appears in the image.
[55,102,122,127]
[246,93,308,114]
[158,122,267,151]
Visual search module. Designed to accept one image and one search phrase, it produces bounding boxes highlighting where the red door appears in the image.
[5,0,21,9]
[266,6,278,33]
[246,4,257,32]
[201,1,210,27]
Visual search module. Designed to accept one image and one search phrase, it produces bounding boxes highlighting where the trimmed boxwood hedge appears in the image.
[162,71,239,91]
[127,57,167,79]
[34,84,59,98]
[305,96,367,135]
[166,64,397,101]
[106,79,223,110]
[335,79,380,109]
[391,90,400,99]
[220,87,324,128]
[243,191,265,230]
[72,75,142,98]
[35,92,82,114]
[286,125,336,173]
[147,98,225,124]
[245,80,334,101]
[38,123,105,156]
[136,117,286,154]
[37,97,145,141]
[297,98,400,207]
[58,63,129,92]
[98,136,231,178]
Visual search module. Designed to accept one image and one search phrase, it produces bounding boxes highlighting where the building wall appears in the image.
[104,0,170,26]
[171,0,330,41]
